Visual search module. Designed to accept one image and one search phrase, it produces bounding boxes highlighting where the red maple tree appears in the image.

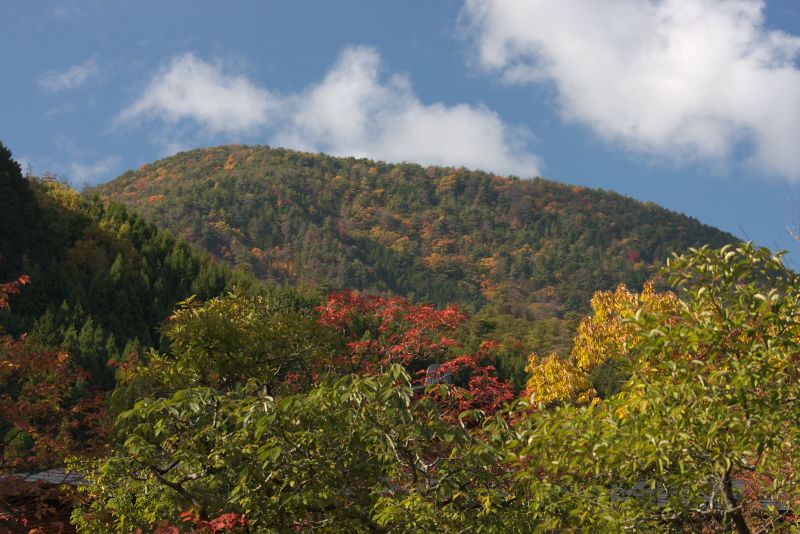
[317,291,516,420]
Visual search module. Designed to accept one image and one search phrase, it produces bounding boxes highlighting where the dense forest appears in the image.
[93,145,736,381]
[0,143,277,389]
[6,142,798,533]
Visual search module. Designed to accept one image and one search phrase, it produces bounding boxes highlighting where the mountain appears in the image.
[92,145,736,382]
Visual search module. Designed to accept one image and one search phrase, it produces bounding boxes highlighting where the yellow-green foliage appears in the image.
[527,281,680,405]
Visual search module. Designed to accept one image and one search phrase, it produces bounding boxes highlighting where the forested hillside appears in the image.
[93,145,736,380]
[0,143,269,388]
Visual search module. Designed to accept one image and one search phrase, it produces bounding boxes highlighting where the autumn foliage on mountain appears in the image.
[92,145,735,381]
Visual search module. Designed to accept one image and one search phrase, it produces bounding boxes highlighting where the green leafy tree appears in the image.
[0,142,39,279]
[514,243,800,532]
[76,362,519,533]
[110,289,332,410]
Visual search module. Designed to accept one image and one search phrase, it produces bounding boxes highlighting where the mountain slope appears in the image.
[0,143,292,388]
[93,145,736,380]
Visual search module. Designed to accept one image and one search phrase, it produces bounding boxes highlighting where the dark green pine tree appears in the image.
[0,142,39,279]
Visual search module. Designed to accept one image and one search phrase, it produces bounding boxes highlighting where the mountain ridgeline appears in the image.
[93,145,736,381]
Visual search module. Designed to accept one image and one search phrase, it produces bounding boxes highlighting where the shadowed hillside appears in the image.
[0,142,284,388]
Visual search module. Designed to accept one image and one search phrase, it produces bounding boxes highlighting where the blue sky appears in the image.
[4,1,800,261]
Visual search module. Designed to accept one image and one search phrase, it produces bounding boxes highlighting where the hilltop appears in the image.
[92,145,736,380]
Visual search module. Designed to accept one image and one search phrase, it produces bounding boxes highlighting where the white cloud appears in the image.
[274,46,541,176]
[463,0,800,180]
[50,4,83,20]
[116,47,541,177]
[69,155,121,185]
[115,53,279,135]
[37,57,98,93]
[49,1,95,20]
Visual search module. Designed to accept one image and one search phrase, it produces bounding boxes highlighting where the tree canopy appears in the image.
[69,242,800,533]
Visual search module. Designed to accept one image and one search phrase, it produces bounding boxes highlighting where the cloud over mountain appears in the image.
[115,54,278,135]
[273,46,541,177]
[70,155,121,185]
[115,47,541,177]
